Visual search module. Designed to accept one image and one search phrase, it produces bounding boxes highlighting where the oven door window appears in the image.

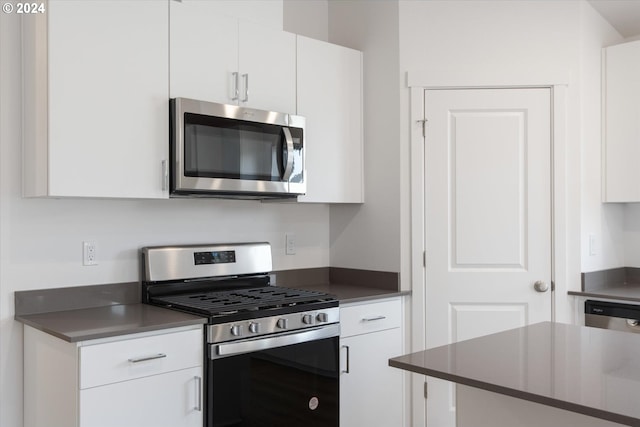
[208,336,339,427]
[184,113,302,183]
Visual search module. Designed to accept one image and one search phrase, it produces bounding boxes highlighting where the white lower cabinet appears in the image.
[24,325,203,427]
[340,298,404,426]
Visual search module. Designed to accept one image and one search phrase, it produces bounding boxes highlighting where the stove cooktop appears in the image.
[150,286,337,320]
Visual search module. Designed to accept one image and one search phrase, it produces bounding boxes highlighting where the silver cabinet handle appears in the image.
[281,127,294,181]
[161,159,168,192]
[128,353,167,363]
[362,315,386,322]
[241,73,249,102]
[194,376,202,411]
[231,72,239,101]
[341,345,350,374]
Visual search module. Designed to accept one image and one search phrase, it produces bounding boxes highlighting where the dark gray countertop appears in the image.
[569,285,640,303]
[274,266,409,303]
[16,304,207,342]
[389,322,640,426]
[571,268,640,303]
[295,282,410,304]
[15,281,407,343]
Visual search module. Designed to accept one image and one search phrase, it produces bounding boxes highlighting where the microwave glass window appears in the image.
[183,114,303,182]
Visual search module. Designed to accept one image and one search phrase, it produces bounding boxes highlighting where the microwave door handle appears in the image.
[281,127,294,181]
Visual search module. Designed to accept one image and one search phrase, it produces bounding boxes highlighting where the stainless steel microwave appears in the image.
[170,98,305,199]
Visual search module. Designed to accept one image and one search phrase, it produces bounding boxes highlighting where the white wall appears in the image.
[0,8,329,427]
[624,204,640,265]
[326,1,403,278]
[284,0,328,42]
[397,0,626,286]
[579,1,626,272]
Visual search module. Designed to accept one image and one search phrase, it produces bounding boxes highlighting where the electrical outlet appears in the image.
[83,241,97,266]
[285,233,296,255]
[589,234,597,256]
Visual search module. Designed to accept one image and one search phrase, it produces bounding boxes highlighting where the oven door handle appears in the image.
[212,324,340,359]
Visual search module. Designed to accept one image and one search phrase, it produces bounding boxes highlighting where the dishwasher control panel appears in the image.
[585,300,640,333]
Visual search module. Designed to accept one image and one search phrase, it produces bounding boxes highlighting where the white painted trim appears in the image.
[408,83,569,426]
[600,48,608,202]
[409,86,426,427]
[407,69,571,89]
[551,85,571,325]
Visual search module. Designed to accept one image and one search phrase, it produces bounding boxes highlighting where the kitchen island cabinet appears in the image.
[602,39,640,202]
[22,0,169,199]
[390,322,640,427]
[170,0,296,114]
[23,324,203,427]
[340,297,404,426]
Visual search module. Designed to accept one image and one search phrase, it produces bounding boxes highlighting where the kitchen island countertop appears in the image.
[389,322,640,426]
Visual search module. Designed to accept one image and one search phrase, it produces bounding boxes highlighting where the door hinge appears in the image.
[423,250,426,267]
[417,119,428,138]
[424,381,428,399]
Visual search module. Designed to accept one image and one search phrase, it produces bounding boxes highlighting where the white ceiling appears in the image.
[588,0,640,38]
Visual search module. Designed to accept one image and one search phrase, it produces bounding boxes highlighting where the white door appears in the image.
[424,88,552,426]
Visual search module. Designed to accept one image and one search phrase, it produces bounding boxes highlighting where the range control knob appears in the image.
[276,318,289,329]
[230,325,242,337]
[302,314,314,325]
[316,313,328,323]
[248,322,260,333]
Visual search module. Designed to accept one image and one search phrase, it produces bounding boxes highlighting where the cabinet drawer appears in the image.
[340,298,401,338]
[80,328,202,389]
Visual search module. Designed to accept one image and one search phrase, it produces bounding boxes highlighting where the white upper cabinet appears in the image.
[296,36,364,203]
[170,0,296,114]
[238,22,297,113]
[169,2,238,107]
[22,0,169,199]
[602,39,640,202]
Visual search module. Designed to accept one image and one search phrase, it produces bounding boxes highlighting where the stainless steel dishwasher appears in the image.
[585,300,640,333]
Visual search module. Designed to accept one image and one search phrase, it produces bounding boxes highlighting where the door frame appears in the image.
[408,72,571,426]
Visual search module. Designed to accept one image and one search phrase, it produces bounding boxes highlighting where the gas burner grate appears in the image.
[151,286,333,317]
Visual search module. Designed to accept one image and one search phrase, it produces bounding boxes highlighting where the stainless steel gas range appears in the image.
[141,242,339,427]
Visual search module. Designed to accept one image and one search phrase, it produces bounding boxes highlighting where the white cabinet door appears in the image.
[169,0,238,104]
[239,21,296,113]
[24,0,169,198]
[296,36,364,203]
[603,40,640,202]
[23,325,203,427]
[340,298,404,426]
[80,367,203,427]
[340,328,403,427]
[170,3,296,114]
